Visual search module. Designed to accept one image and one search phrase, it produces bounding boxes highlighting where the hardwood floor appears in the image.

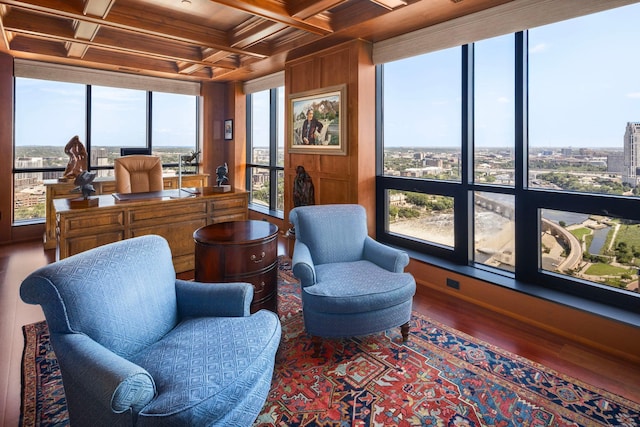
[1,238,639,426]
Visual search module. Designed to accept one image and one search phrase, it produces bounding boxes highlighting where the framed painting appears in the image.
[289,84,346,155]
[224,119,233,140]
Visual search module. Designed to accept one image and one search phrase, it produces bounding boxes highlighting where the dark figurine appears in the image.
[62,135,88,180]
[216,162,229,187]
[182,150,201,165]
[293,165,315,207]
[72,171,97,199]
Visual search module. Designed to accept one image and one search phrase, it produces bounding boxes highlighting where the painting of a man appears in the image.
[301,109,323,145]
[290,85,345,155]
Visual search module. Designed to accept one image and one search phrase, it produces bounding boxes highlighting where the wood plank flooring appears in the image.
[1,238,638,426]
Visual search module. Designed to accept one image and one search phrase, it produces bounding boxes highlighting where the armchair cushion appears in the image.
[304,260,416,314]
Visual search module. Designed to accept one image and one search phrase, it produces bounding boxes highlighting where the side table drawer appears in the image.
[224,240,277,275]
[239,264,277,302]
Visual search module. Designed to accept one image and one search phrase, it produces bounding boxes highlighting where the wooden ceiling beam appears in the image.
[66,0,115,58]
[3,12,237,70]
[1,0,268,58]
[229,16,288,49]
[0,5,12,51]
[209,0,333,35]
[288,0,348,20]
[82,0,115,18]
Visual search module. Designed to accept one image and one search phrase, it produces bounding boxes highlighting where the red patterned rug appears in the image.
[21,257,640,426]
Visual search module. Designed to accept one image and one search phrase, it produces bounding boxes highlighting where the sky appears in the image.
[14,81,197,148]
[13,3,640,151]
[383,3,640,149]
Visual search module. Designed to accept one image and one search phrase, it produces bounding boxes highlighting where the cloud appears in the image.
[529,43,547,54]
[626,92,640,99]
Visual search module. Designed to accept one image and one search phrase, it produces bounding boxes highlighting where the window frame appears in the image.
[245,87,285,218]
[376,31,640,322]
[12,78,200,224]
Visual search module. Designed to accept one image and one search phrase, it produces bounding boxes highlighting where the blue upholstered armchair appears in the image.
[20,235,281,426]
[289,204,416,356]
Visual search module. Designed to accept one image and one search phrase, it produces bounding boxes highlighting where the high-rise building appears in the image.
[623,122,640,186]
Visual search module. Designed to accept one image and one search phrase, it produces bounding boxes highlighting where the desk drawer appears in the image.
[129,201,207,224]
[61,211,125,234]
[210,197,247,211]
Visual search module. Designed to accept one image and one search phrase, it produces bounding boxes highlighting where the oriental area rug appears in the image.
[21,257,640,426]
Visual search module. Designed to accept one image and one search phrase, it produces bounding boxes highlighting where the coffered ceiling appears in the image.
[0,0,512,83]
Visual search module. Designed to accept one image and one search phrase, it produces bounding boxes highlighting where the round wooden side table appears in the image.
[193,220,279,313]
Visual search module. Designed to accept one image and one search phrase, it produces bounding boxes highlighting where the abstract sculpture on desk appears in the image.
[62,135,87,180]
[71,171,97,199]
[216,162,229,187]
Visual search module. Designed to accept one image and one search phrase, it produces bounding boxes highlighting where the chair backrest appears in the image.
[114,155,163,193]
[20,235,179,359]
[290,204,368,265]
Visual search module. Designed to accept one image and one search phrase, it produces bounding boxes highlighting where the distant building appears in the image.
[623,122,640,186]
[608,152,624,174]
[14,157,43,188]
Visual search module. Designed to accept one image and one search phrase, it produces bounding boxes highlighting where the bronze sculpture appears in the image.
[293,165,315,207]
[216,162,229,187]
[62,136,87,180]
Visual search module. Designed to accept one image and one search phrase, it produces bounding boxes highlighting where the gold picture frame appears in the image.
[289,84,346,155]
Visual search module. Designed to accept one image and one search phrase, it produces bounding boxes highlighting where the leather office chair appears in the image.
[289,204,416,356]
[114,155,163,193]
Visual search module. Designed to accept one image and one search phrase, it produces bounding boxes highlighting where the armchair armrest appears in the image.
[54,333,156,414]
[292,241,316,287]
[363,236,410,272]
[175,279,253,318]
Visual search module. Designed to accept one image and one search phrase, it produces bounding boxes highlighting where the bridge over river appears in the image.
[475,194,582,272]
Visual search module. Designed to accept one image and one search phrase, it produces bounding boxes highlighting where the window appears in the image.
[13,78,199,224]
[14,78,86,222]
[246,87,285,216]
[377,4,640,316]
[151,92,199,169]
[383,48,461,182]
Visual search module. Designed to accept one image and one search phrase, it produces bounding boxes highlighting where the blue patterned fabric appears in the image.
[289,204,416,340]
[20,235,281,426]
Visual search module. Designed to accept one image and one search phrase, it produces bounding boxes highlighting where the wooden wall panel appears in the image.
[284,40,377,234]
[318,48,352,89]
[409,258,640,365]
[288,59,318,94]
[317,178,351,205]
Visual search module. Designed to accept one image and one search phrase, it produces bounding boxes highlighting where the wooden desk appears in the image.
[193,220,279,314]
[44,174,209,249]
[53,187,247,273]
